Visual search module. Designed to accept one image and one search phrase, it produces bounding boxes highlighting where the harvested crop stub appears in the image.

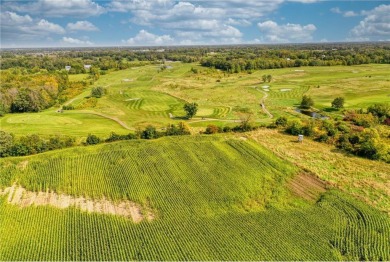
[0,185,154,223]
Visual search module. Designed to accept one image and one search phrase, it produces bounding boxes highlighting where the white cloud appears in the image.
[35,19,66,34]
[122,30,174,46]
[1,11,66,47]
[4,0,105,18]
[349,5,390,41]
[107,0,318,45]
[227,18,252,26]
[1,11,33,25]
[67,21,99,31]
[330,7,342,14]
[204,25,242,38]
[331,7,358,17]
[1,11,65,36]
[108,0,169,12]
[344,11,358,18]
[288,0,319,3]
[111,1,248,44]
[257,20,316,43]
[62,37,93,45]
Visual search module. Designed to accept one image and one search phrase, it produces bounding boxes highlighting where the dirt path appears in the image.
[188,117,242,124]
[0,185,154,222]
[255,87,273,118]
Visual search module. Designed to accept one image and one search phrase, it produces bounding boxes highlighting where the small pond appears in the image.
[295,108,329,120]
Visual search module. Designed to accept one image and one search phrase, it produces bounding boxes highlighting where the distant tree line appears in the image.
[200,47,390,73]
[1,43,389,74]
[0,132,75,157]
[86,122,192,145]
[0,122,193,157]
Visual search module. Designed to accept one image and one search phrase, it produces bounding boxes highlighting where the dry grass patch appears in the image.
[0,185,154,222]
[249,129,390,214]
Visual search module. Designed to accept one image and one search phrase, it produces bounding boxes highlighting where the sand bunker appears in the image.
[0,185,154,223]
[294,70,304,72]
[262,85,270,88]
[125,98,140,101]
[122,78,133,82]
[280,89,292,92]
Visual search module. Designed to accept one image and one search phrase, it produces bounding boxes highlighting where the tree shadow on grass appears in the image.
[323,107,339,113]
[172,116,188,120]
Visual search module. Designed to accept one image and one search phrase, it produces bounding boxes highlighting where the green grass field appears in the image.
[0,135,388,260]
[2,63,389,137]
[0,111,126,137]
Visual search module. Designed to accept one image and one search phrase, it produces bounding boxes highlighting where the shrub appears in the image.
[286,120,303,135]
[275,117,288,127]
[331,97,345,109]
[141,125,158,139]
[0,131,14,157]
[205,124,220,134]
[300,95,314,109]
[367,103,390,119]
[62,105,74,110]
[91,86,105,98]
[166,122,191,136]
[222,126,232,133]
[86,134,100,145]
[316,134,329,142]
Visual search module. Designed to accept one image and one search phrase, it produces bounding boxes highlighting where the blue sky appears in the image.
[1,0,389,48]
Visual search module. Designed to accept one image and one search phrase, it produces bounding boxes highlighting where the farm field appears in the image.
[2,63,389,138]
[0,135,389,260]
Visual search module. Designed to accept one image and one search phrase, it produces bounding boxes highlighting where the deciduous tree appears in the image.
[300,95,314,109]
[331,97,345,109]
[183,102,198,119]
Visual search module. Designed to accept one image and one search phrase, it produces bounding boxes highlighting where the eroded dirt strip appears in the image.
[0,185,154,222]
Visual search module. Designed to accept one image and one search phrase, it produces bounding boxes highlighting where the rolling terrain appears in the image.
[0,135,389,260]
[1,57,390,261]
[2,63,389,137]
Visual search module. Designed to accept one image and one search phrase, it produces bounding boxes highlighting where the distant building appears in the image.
[84,64,91,70]
[65,66,71,71]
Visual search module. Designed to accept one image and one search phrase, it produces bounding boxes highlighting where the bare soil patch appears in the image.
[288,172,327,202]
[0,185,154,223]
